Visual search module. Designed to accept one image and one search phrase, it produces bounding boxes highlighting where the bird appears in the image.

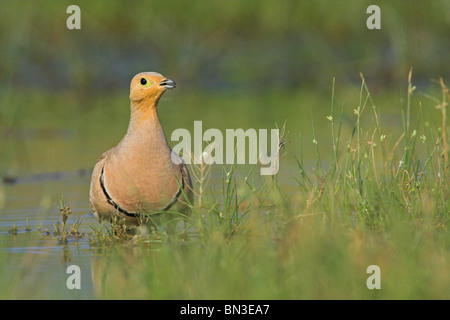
[89,71,193,230]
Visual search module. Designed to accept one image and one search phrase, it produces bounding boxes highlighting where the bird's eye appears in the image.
[140,78,147,85]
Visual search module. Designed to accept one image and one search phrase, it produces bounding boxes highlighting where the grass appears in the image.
[0,72,449,299]
[1,0,448,300]
[110,71,448,299]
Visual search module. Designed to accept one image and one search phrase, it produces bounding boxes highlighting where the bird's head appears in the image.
[129,72,176,104]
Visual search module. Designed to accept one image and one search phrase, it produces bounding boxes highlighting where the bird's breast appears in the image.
[102,139,182,213]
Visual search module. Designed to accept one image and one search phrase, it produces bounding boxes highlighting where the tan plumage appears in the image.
[89,72,193,227]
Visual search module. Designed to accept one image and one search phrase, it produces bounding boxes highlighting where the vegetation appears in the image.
[0,0,448,300]
[88,72,449,300]
[1,72,448,299]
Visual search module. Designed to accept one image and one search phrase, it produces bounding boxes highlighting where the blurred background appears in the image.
[0,0,448,192]
[1,1,448,92]
[0,0,449,300]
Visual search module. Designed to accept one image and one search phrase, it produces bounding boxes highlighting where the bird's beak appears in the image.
[160,78,176,89]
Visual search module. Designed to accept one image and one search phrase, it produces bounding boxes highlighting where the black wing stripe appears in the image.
[99,166,184,218]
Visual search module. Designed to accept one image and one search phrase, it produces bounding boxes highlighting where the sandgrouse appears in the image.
[89,72,193,227]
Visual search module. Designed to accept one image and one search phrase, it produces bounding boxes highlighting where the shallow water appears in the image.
[0,159,302,298]
[0,170,96,298]
[0,84,418,298]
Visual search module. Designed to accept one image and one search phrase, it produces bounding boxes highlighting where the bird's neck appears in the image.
[120,99,170,154]
[130,98,160,127]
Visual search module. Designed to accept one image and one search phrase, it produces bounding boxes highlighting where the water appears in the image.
[0,83,411,298]
[0,169,93,297]
[0,157,301,298]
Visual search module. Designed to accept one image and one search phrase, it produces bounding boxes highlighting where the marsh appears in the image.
[0,1,448,300]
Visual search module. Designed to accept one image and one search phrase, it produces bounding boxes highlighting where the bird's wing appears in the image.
[169,148,193,206]
[89,148,115,219]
